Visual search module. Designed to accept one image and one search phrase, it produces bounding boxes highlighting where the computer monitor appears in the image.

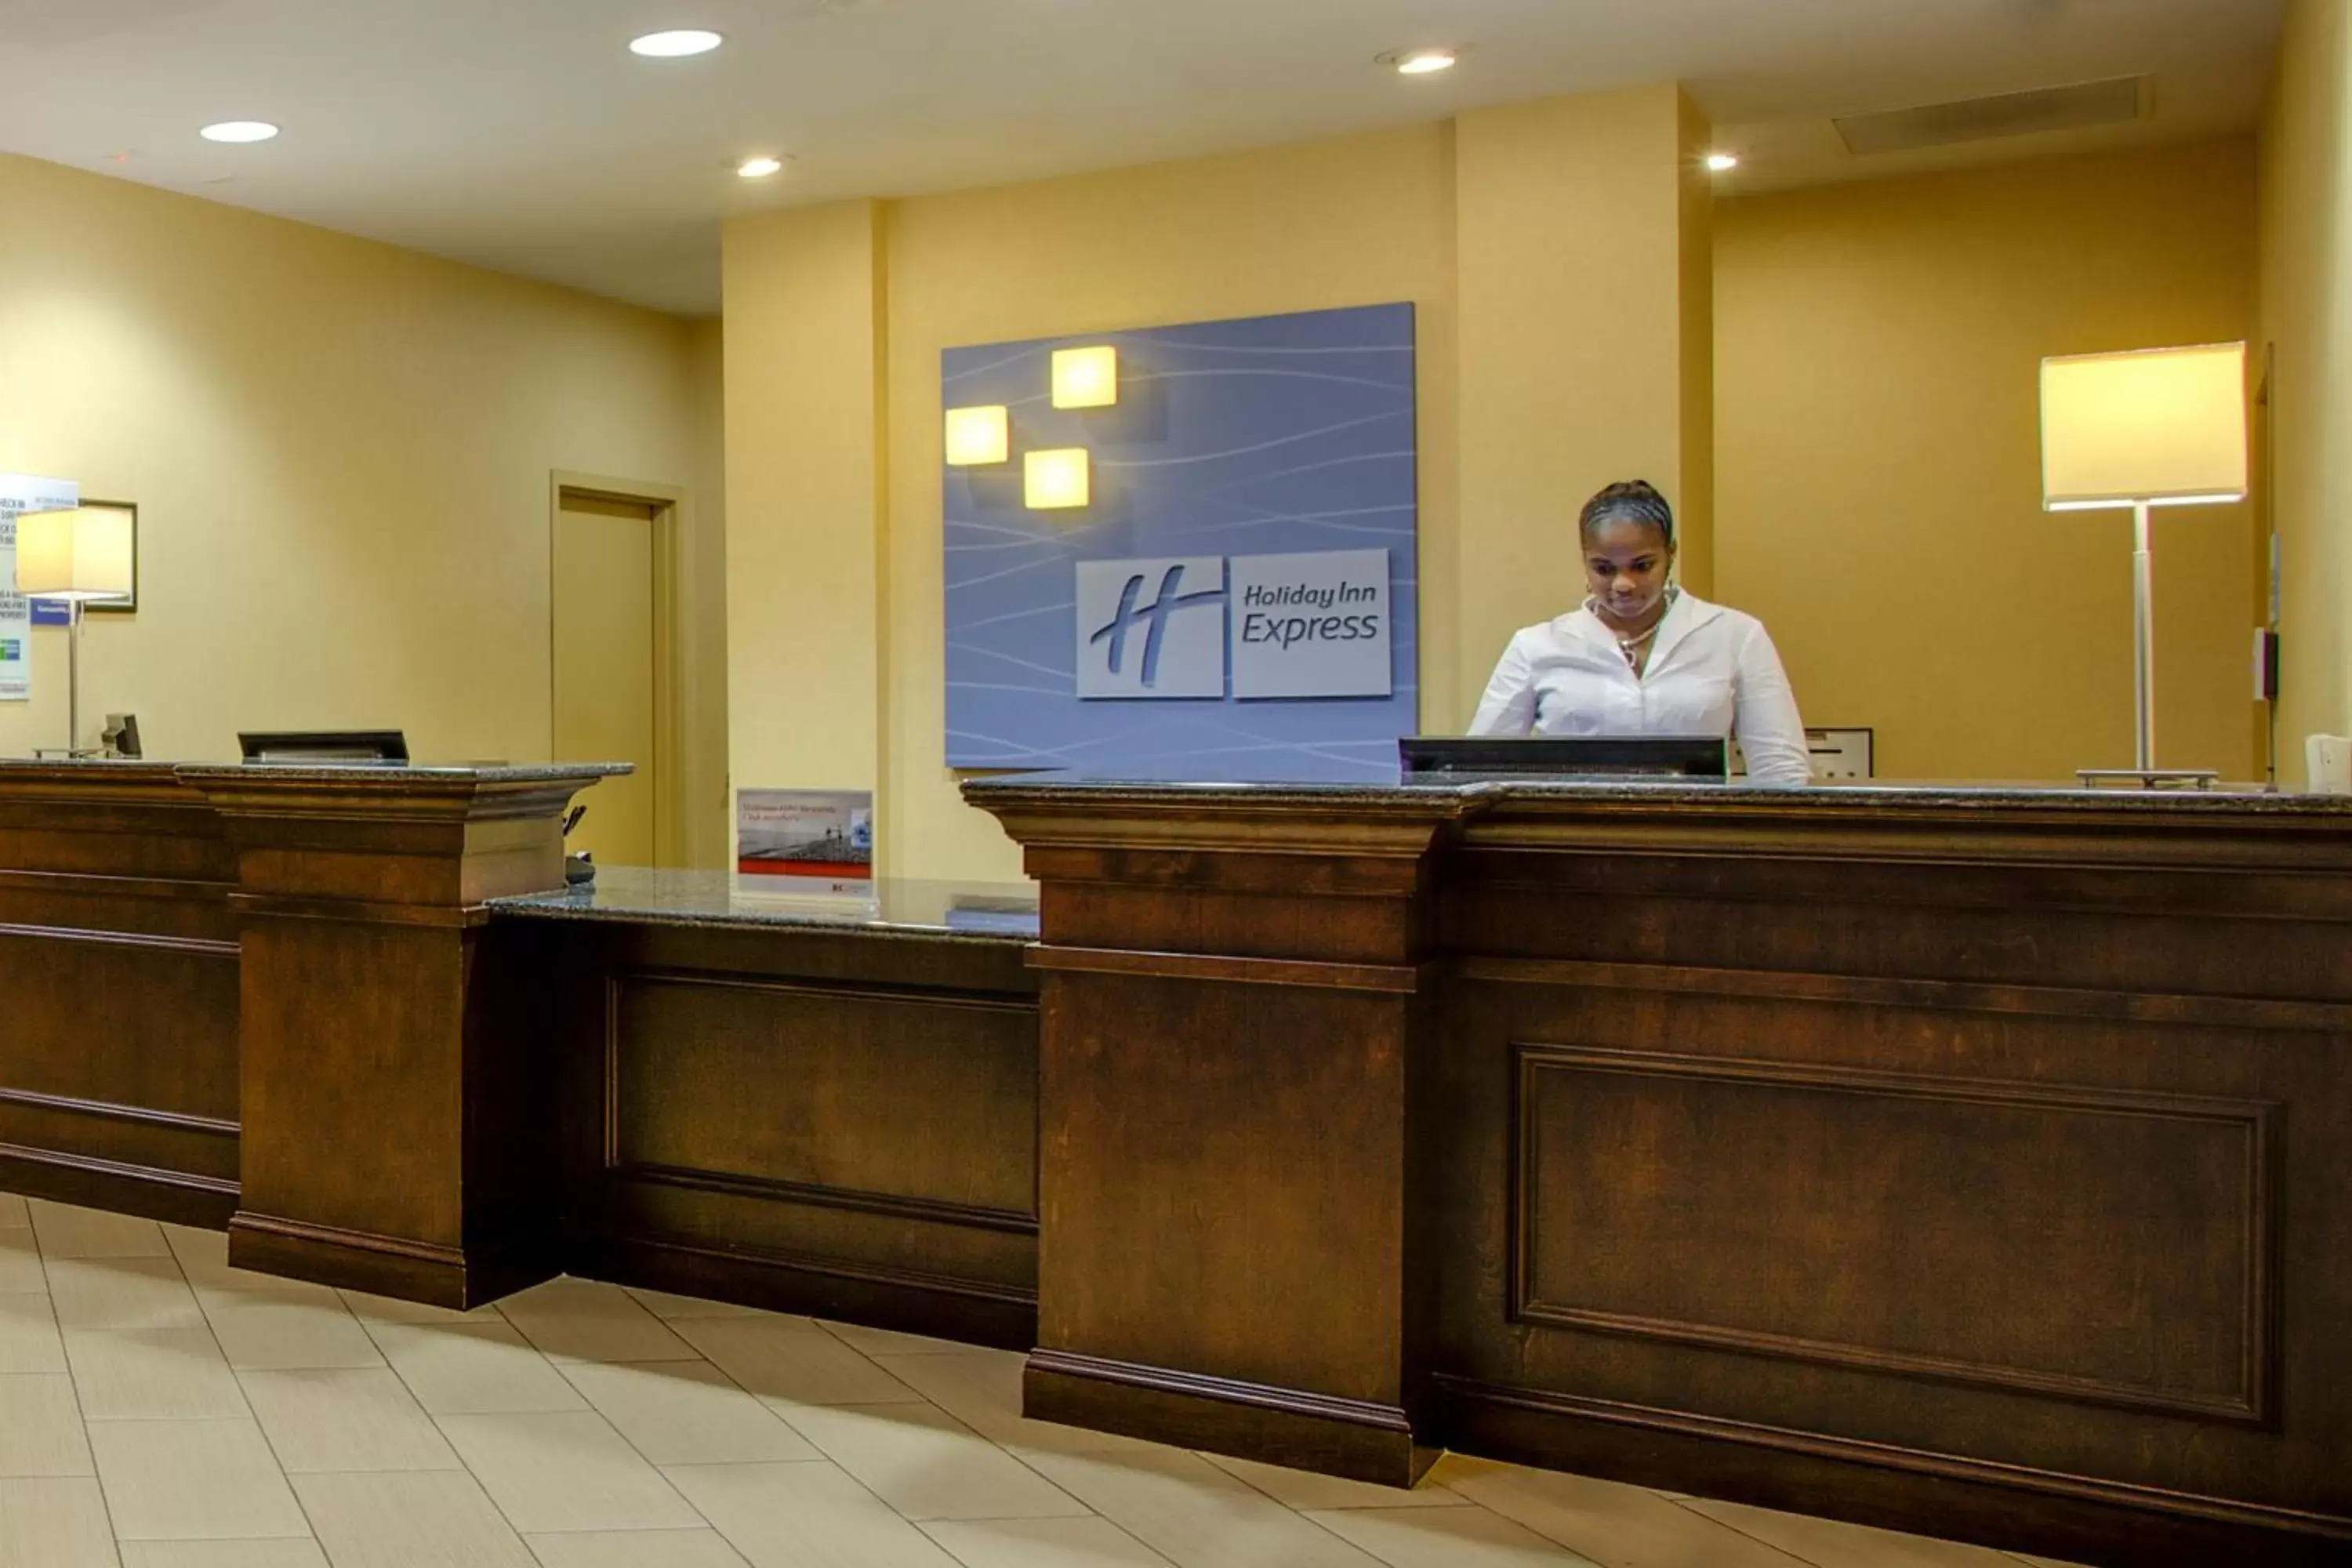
[238,730,410,766]
[1399,735,1730,782]
[102,713,141,760]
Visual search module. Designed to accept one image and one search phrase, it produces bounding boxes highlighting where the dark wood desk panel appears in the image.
[969,779,2352,1568]
[508,877,1043,1350]
[0,763,239,1224]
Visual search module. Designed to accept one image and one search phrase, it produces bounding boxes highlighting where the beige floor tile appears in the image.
[1678,1499,2026,1568]
[65,1327,247,1421]
[0,1291,67,1374]
[0,1229,47,1294]
[1020,1448,1385,1568]
[664,1460,964,1568]
[28,1200,172,1259]
[923,1515,1180,1566]
[89,1417,310,1541]
[0,1373,96,1476]
[292,1469,538,1568]
[1308,1505,1602,1566]
[872,1351,1161,1458]
[238,1367,462,1473]
[0,1192,27,1228]
[166,1228,339,1311]
[339,1287,503,1325]
[205,1301,383,1370]
[45,1259,205,1332]
[1432,1459,1812,1567]
[671,1316,921,1408]
[435,1410,702,1534]
[496,1277,698,1364]
[557,1359,817,1465]
[368,1321,590,1416]
[1200,1452,1470,1512]
[782,1402,1087,1522]
[118,1543,327,1567]
[0,1475,122,1567]
[622,1287,770,1321]
[818,1320,984,1357]
[523,1527,751,1567]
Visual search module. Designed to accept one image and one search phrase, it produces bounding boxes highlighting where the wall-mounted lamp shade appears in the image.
[944,405,1011,466]
[15,507,133,601]
[2041,342,2249,510]
[1051,346,1120,409]
[1025,448,1091,510]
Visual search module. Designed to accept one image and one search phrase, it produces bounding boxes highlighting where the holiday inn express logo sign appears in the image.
[1076,548,1392,701]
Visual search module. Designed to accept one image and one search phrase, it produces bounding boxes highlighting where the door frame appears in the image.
[549,470,691,869]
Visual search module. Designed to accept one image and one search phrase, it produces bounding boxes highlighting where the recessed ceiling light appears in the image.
[630,29,724,57]
[1705,151,1740,172]
[738,155,785,179]
[200,121,279,143]
[1384,48,1457,75]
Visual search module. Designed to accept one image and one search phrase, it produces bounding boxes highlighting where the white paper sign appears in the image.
[0,477,84,705]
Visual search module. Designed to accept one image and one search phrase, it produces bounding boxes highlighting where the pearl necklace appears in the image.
[1590,589,1677,668]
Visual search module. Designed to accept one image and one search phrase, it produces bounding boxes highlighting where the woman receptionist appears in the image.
[1467,480,1813,786]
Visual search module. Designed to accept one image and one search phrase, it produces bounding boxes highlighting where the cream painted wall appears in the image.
[1715,139,2261,782]
[2258,0,2352,783]
[683,316,731,866]
[720,201,887,818]
[0,154,713,796]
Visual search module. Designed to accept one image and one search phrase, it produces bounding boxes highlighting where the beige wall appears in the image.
[2259,0,2352,782]
[1715,139,2262,782]
[726,98,1713,882]
[682,316,731,867]
[0,155,720,829]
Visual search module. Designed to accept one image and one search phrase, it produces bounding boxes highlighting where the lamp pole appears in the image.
[2132,500,2154,773]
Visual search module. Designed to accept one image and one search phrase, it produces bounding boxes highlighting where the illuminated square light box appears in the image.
[1025,448,1091,510]
[943,405,1010,466]
[1051,346,1119,409]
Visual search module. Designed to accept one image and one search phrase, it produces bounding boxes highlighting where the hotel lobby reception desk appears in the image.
[3,761,2350,1564]
[964,778,2352,1567]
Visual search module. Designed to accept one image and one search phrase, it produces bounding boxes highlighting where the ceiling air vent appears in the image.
[1834,75,2147,156]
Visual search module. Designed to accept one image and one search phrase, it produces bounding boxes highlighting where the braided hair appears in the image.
[1578,480,1675,552]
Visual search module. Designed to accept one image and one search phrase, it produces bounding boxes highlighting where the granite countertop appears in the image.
[960,774,2352,817]
[172,761,631,784]
[492,866,1040,941]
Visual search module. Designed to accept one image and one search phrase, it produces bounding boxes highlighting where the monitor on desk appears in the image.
[238,730,410,766]
[1399,735,1730,782]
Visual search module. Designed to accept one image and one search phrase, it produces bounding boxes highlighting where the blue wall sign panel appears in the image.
[943,302,1417,781]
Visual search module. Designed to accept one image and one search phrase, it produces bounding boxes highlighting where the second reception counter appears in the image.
[2,760,2347,1567]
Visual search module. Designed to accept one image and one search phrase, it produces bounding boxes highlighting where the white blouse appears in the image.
[1467,592,1813,785]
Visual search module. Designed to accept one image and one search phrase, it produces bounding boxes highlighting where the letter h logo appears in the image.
[1075,556,1228,699]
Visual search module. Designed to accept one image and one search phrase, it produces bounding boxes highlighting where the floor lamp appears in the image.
[15,506,134,759]
[2040,342,2249,789]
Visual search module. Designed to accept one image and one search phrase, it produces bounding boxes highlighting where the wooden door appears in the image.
[553,493,659,867]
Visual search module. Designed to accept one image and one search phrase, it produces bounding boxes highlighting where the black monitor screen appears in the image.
[238,731,410,766]
[1399,735,1729,782]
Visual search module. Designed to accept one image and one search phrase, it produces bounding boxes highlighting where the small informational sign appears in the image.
[0,478,80,706]
[736,789,874,893]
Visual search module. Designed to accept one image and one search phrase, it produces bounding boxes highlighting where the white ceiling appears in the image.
[0,0,2283,317]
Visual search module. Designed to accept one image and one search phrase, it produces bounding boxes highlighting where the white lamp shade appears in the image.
[16,506,133,601]
[2041,342,2249,510]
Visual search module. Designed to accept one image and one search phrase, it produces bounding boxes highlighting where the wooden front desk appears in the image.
[965,778,2352,1567]
[5,758,2350,1566]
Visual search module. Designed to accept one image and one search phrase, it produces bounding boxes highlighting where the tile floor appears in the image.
[0,1190,2090,1568]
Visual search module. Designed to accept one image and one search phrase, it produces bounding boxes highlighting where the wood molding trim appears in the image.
[1028,945,1426,994]
[0,1087,238,1141]
[612,1162,1040,1236]
[1458,956,2352,1033]
[1428,1374,2352,1545]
